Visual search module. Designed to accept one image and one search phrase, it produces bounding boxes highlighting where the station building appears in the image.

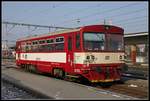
[124,32,148,65]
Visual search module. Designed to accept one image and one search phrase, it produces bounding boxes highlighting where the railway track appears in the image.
[96,84,148,99]
[122,73,148,80]
[122,66,148,80]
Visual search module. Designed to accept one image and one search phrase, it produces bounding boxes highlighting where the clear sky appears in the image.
[2,1,148,45]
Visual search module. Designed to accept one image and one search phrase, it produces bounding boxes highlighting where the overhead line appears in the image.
[16,3,66,22]
[2,21,74,29]
[76,8,147,27]
[115,15,147,24]
[58,3,140,25]
[88,8,147,24]
[54,4,101,24]
[117,18,147,26]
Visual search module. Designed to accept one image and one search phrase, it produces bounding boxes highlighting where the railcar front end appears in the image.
[74,25,125,83]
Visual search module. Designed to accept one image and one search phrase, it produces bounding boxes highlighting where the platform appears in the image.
[2,68,138,100]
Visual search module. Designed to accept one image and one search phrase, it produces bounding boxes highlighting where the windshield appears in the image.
[107,34,124,51]
[83,32,124,51]
[84,32,105,51]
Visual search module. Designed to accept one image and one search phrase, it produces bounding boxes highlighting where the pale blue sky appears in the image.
[2,1,148,45]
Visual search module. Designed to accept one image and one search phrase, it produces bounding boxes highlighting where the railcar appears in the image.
[16,25,126,83]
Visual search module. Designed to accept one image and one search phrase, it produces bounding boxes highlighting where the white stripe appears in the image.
[20,53,66,63]
[74,52,124,64]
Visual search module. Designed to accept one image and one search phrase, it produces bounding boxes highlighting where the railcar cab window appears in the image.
[107,34,124,51]
[84,32,105,51]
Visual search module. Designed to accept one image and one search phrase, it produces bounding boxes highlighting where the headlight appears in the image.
[119,55,122,60]
[86,55,95,62]
[86,55,90,60]
[119,55,124,60]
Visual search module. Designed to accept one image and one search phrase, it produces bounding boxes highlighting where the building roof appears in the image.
[124,32,148,37]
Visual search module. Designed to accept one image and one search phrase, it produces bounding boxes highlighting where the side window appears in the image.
[47,39,54,51]
[68,36,72,51]
[56,37,64,43]
[32,41,39,52]
[55,37,64,51]
[76,33,80,50]
[47,39,54,44]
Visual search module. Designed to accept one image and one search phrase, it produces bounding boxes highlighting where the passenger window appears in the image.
[56,37,64,43]
[39,40,45,44]
[68,37,72,51]
[47,39,54,44]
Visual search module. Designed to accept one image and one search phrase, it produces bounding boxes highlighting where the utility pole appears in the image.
[104,19,106,25]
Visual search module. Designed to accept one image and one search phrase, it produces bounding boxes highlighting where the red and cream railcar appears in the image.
[16,25,125,83]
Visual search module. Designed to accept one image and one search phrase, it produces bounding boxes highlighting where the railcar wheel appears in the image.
[53,68,65,79]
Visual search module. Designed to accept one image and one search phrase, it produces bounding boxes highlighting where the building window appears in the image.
[136,44,147,63]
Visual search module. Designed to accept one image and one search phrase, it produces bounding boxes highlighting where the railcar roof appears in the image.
[17,24,123,42]
[17,28,80,41]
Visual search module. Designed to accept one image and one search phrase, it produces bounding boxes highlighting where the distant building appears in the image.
[2,41,16,59]
[124,32,148,65]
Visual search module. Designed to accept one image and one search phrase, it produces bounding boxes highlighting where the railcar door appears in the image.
[67,35,74,72]
[16,42,21,66]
